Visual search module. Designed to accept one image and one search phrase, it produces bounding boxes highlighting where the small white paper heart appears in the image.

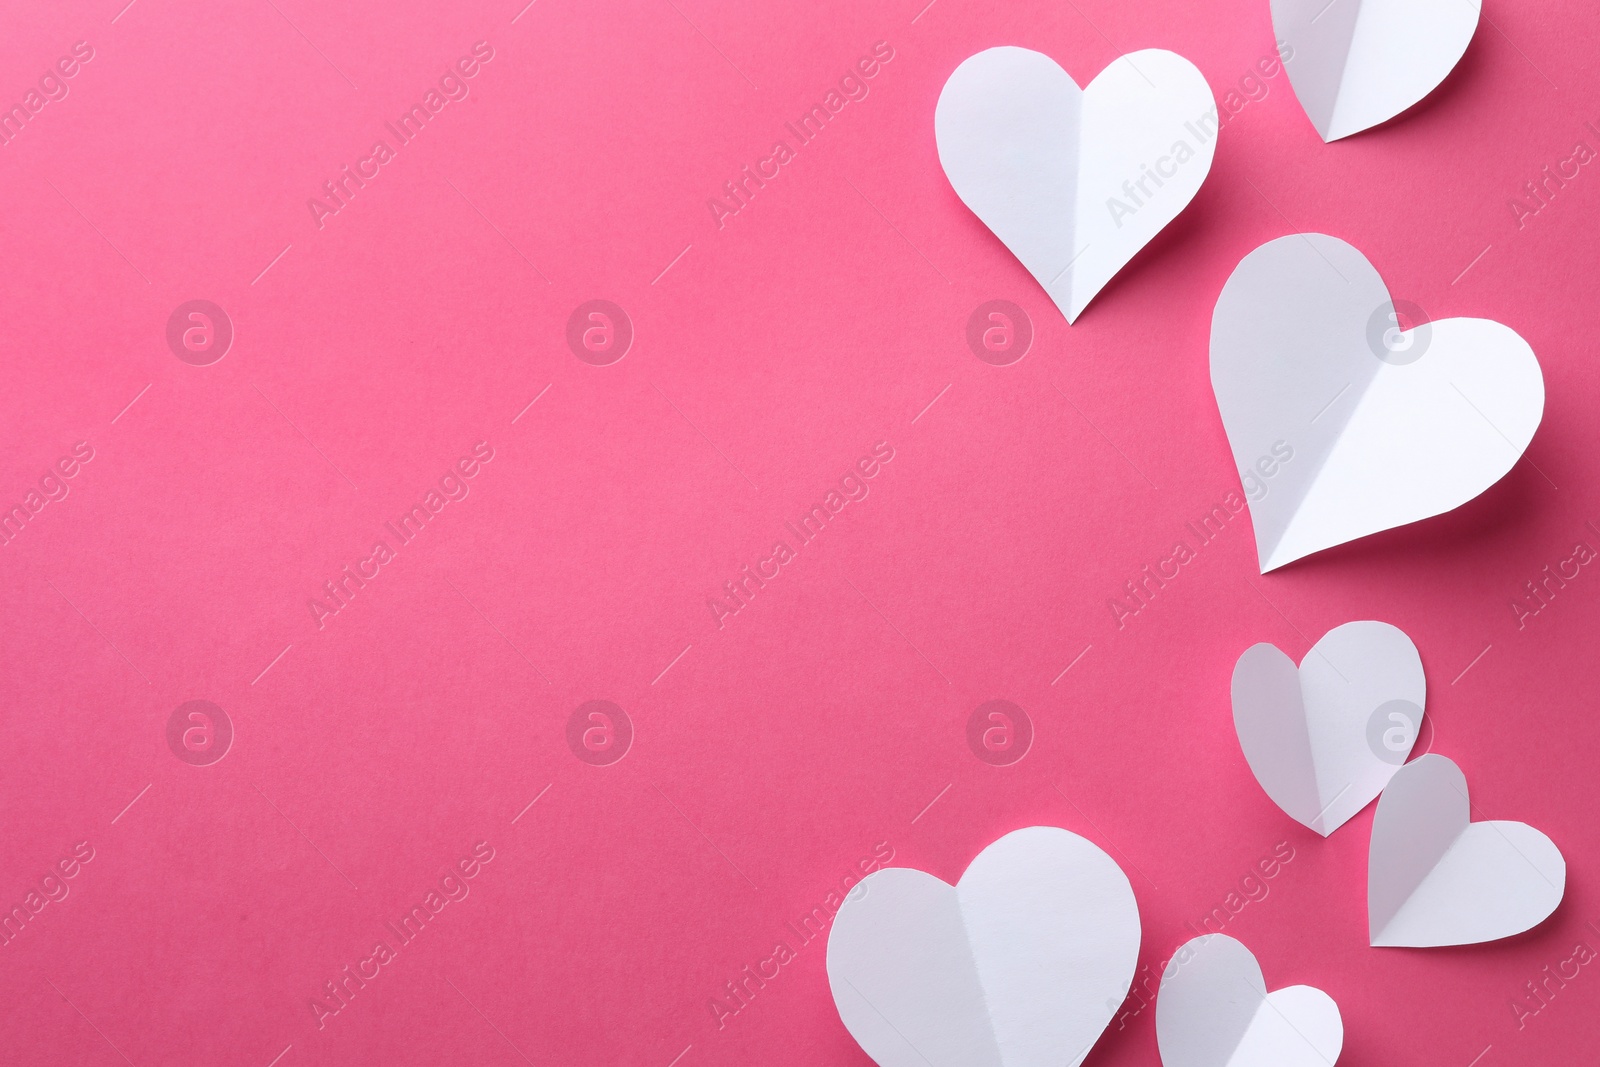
[1211,233,1543,572]
[1232,620,1425,836]
[826,826,1140,1067]
[1273,0,1479,141]
[1370,754,1566,947]
[935,46,1216,323]
[1156,934,1343,1067]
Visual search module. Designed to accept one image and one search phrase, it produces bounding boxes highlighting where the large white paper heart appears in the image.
[1156,934,1343,1067]
[826,826,1140,1067]
[1232,620,1424,836]
[1370,754,1566,947]
[1211,234,1543,573]
[935,47,1216,323]
[1273,0,1479,141]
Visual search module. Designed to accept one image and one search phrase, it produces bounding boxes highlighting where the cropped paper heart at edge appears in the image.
[1156,934,1343,1067]
[826,826,1140,1067]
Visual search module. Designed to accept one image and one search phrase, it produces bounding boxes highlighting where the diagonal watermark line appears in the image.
[262,0,359,90]
[444,177,550,283]
[252,243,294,285]
[46,579,151,685]
[511,383,553,424]
[1310,382,1350,423]
[1451,643,1492,685]
[910,783,951,823]
[843,577,952,686]
[44,178,150,285]
[1053,383,1157,488]
[652,243,693,284]
[254,784,360,891]
[910,0,939,22]
[911,383,951,424]
[666,1045,693,1067]
[653,643,693,685]
[111,0,140,22]
[1466,1045,1492,1067]
[111,783,152,825]
[445,577,552,685]
[253,385,360,492]
[1451,244,1492,286]
[512,783,552,823]
[265,1044,293,1067]
[1310,0,1342,22]
[1051,644,1092,685]
[661,0,758,88]
[1478,5,1556,90]
[651,381,760,491]
[445,977,536,1065]
[1448,382,1557,489]
[511,0,539,22]
[842,977,937,1067]
[651,780,759,890]
[842,176,950,284]
[1048,243,1094,286]
[111,383,152,424]
[45,979,135,1066]
[252,644,293,685]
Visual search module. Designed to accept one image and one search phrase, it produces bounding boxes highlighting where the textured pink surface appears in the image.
[1,1,1596,1065]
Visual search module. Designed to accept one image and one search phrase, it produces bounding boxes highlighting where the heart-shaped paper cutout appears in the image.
[1157,934,1343,1067]
[1273,0,1479,141]
[935,47,1216,323]
[826,826,1140,1067]
[1211,233,1543,572]
[1232,620,1424,836]
[1370,754,1566,947]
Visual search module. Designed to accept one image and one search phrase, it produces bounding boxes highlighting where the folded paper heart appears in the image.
[935,46,1216,323]
[1211,234,1544,572]
[826,826,1140,1067]
[1156,934,1343,1067]
[1370,754,1566,947]
[1232,620,1425,836]
[1273,0,1479,141]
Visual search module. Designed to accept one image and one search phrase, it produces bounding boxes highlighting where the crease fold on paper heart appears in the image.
[1272,0,1480,141]
[1156,934,1343,1067]
[826,826,1141,1067]
[1232,620,1424,836]
[1369,755,1566,947]
[1211,234,1543,573]
[935,46,1216,323]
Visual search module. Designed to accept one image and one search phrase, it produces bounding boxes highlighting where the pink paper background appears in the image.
[2,0,1597,1064]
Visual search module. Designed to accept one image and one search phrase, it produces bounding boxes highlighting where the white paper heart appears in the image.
[1211,233,1543,573]
[826,826,1140,1067]
[1156,934,1343,1067]
[935,47,1216,323]
[1232,620,1424,836]
[1370,754,1566,947]
[1273,0,1479,141]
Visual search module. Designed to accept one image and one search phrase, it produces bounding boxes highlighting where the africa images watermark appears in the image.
[705,41,897,230]
[307,41,497,230]
[1105,42,1293,230]
[307,441,496,630]
[0,40,96,149]
[706,441,895,630]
